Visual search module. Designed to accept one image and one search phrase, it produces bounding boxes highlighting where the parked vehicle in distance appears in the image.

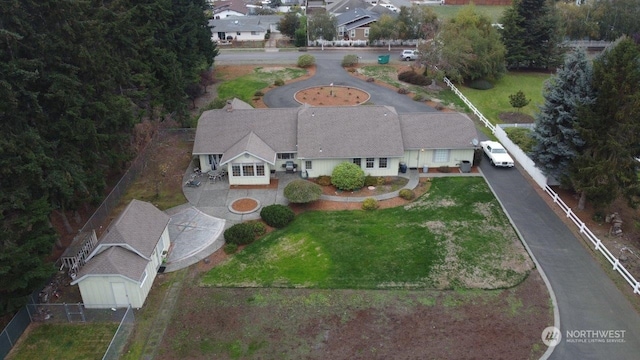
[480,140,515,167]
[380,2,399,12]
[401,49,419,61]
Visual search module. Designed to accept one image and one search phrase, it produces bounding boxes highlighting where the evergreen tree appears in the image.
[508,90,531,112]
[571,38,640,210]
[530,50,594,186]
[500,0,564,70]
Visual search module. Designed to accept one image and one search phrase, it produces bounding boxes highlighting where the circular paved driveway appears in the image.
[263,58,437,113]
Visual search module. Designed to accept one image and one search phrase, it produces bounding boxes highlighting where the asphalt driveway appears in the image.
[481,159,640,359]
[263,57,437,113]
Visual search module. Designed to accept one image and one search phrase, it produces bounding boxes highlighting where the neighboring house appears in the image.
[192,99,477,186]
[211,0,250,18]
[209,15,282,42]
[335,8,379,40]
[326,0,372,14]
[71,200,171,309]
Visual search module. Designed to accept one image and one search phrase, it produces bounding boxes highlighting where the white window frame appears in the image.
[350,29,356,38]
[256,164,265,176]
[139,270,148,287]
[364,28,370,37]
[277,153,295,160]
[379,158,388,168]
[366,157,375,169]
[433,149,450,163]
[353,158,361,167]
[232,164,241,176]
[305,160,312,170]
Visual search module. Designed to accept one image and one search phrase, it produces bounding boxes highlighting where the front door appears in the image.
[111,282,129,307]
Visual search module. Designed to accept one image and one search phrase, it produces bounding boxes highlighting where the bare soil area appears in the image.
[158,271,551,360]
[499,112,535,123]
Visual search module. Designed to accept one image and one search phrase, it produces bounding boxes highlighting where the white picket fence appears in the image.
[443,78,640,295]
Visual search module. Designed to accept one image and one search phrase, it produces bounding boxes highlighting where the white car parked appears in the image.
[480,140,515,168]
[401,49,419,61]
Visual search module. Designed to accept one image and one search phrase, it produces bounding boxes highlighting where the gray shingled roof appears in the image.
[220,131,277,165]
[399,112,478,150]
[209,15,283,33]
[193,107,299,155]
[94,199,169,259]
[335,8,379,29]
[297,105,405,159]
[71,199,169,284]
[74,247,148,283]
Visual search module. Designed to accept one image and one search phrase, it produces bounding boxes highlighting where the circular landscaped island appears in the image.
[294,85,370,106]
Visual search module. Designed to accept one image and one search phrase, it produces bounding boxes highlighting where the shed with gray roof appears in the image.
[71,199,171,309]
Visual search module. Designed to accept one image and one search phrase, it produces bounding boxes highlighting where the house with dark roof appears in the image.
[193,100,478,185]
[335,8,380,40]
[71,200,171,309]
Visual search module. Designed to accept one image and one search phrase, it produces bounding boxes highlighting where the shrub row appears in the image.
[224,221,266,246]
[398,71,430,86]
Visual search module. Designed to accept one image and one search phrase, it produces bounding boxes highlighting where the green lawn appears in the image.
[216,67,307,104]
[202,177,531,290]
[459,72,550,122]
[430,5,509,23]
[8,323,119,360]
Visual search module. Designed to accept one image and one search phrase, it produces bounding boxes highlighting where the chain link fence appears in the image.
[2,128,194,359]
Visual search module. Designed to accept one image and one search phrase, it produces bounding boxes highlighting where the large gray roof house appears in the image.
[192,99,478,186]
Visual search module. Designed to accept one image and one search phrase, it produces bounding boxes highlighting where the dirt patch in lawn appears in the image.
[158,271,551,359]
[499,112,535,123]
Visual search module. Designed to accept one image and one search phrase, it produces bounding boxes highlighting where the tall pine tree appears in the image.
[500,0,564,70]
[530,50,594,186]
[571,37,640,210]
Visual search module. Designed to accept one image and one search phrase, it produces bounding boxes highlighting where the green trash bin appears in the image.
[378,54,390,64]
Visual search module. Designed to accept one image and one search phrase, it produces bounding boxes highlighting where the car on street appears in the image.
[400,49,419,61]
[480,140,515,167]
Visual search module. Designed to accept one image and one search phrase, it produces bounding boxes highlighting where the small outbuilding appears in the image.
[71,199,171,309]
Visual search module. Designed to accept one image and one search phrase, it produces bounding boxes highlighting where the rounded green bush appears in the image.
[399,189,415,200]
[224,223,255,245]
[274,78,285,86]
[254,90,264,97]
[341,54,359,67]
[398,71,430,86]
[284,179,322,203]
[413,94,424,102]
[260,204,295,228]
[223,243,238,254]
[398,88,409,94]
[364,175,378,187]
[297,54,316,68]
[331,162,365,191]
[250,221,267,236]
[362,197,378,210]
[316,175,332,186]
